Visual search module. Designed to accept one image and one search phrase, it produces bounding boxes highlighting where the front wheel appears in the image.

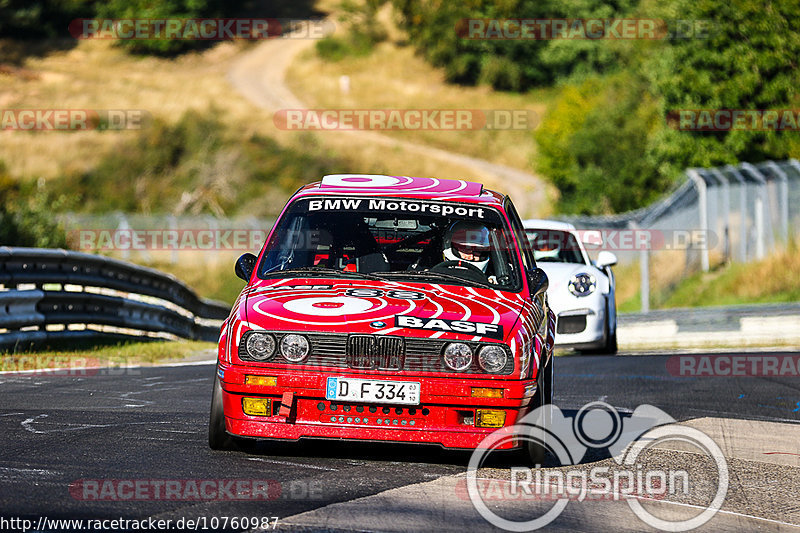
[208,373,239,451]
[521,351,554,466]
[600,300,618,355]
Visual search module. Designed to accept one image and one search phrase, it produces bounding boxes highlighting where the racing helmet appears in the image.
[533,231,561,260]
[443,221,491,271]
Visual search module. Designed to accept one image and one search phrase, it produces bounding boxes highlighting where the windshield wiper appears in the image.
[262,266,386,281]
[379,270,492,289]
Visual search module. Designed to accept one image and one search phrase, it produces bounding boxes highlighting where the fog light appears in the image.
[245,375,277,386]
[471,387,503,398]
[476,409,506,428]
[242,397,270,416]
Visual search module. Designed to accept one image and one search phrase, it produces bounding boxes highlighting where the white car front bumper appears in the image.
[549,292,607,350]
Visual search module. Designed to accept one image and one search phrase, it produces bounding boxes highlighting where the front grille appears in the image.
[557,314,587,334]
[239,331,513,374]
[347,335,404,370]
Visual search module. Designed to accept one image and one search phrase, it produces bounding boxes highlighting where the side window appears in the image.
[505,200,536,272]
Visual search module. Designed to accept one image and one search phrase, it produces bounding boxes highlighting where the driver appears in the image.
[532,230,561,261]
[442,221,496,282]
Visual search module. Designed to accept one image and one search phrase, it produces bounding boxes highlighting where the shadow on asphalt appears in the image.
[218,409,632,469]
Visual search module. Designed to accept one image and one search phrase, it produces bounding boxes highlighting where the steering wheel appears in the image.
[429,260,490,284]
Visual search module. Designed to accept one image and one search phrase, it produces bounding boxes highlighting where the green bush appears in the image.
[534,76,672,214]
[316,0,386,61]
[392,0,637,91]
[0,163,72,248]
[95,0,233,55]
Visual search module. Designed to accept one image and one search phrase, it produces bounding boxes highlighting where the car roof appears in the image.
[521,219,577,231]
[293,174,506,207]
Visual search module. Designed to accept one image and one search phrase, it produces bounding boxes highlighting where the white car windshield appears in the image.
[257,196,523,290]
[526,229,586,264]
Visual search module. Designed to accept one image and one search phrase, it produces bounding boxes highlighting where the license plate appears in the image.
[325,377,420,405]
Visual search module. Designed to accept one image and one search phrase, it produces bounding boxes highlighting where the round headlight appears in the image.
[246,332,275,361]
[478,345,507,373]
[443,343,473,371]
[568,272,596,297]
[280,334,309,362]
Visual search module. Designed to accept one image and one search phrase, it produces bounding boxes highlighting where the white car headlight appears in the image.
[443,343,473,371]
[478,345,507,373]
[245,332,276,361]
[568,272,596,297]
[280,334,310,362]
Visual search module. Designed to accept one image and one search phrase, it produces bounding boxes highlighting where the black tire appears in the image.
[208,374,239,451]
[600,300,618,355]
[519,351,553,466]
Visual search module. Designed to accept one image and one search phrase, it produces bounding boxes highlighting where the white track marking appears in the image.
[246,457,337,471]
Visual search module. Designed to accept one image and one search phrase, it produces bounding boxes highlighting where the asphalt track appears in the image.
[1,351,799,532]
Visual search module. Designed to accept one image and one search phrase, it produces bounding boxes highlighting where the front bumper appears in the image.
[219,364,537,450]
[553,305,606,350]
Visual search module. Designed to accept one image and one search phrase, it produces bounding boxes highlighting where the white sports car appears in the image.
[523,219,618,354]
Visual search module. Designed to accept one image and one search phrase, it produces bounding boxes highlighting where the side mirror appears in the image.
[235,253,257,281]
[528,267,549,298]
[595,251,618,268]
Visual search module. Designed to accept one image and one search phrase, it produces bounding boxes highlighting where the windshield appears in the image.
[526,229,587,264]
[257,196,522,290]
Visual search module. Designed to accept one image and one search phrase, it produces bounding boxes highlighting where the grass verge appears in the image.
[1,339,215,371]
[615,242,800,312]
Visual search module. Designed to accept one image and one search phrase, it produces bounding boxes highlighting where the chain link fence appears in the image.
[60,213,275,266]
[559,159,800,311]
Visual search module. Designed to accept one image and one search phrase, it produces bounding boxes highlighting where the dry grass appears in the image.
[0,39,273,179]
[286,38,552,173]
[0,34,506,189]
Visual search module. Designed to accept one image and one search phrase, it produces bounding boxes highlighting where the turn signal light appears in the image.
[471,387,503,398]
[476,409,506,428]
[245,375,277,386]
[242,397,270,416]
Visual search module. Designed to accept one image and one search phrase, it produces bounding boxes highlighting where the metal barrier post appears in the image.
[686,169,710,272]
[711,168,731,262]
[768,161,790,245]
[741,162,769,259]
[630,220,649,313]
[727,166,748,262]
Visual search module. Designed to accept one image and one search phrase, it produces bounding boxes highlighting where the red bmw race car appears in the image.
[209,174,556,462]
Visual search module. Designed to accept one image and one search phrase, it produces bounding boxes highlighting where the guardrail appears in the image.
[618,303,800,349]
[0,247,231,351]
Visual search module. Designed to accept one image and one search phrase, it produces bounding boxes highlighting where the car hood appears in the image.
[536,262,608,311]
[242,278,526,342]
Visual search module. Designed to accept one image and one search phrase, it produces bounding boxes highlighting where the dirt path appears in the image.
[227,24,548,216]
